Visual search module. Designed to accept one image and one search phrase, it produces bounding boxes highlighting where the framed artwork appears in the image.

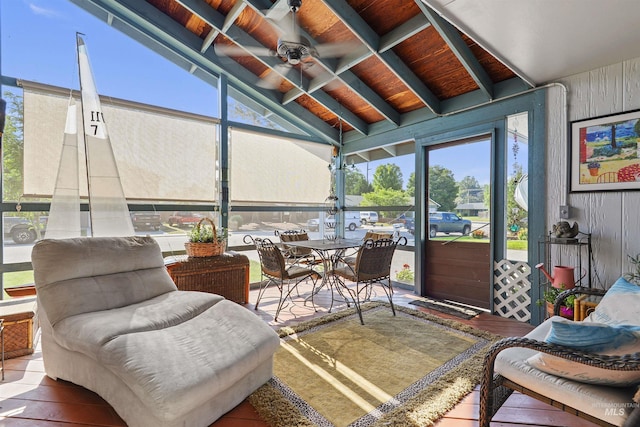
[571,110,640,192]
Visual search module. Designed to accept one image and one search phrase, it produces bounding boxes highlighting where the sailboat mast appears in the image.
[76,33,94,234]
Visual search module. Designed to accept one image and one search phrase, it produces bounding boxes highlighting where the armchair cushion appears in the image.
[527,318,640,386]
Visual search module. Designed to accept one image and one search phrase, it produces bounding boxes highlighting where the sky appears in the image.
[1,0,525,188]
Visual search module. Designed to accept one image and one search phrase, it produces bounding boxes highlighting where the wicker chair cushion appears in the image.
[527,318,640,386]
[585,276,640,325]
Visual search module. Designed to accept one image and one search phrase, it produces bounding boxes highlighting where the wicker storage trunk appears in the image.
[0,297,38,359]
[165,252,250,304]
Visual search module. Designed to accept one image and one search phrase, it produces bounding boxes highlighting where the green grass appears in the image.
[431,235,528,250]
[249,260,262,283]
[507,240,528,250]
[3,270,34,287]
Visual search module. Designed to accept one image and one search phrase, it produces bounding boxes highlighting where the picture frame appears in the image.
[570,110,640,192]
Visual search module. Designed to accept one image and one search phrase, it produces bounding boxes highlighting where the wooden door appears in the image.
[424,240,491,309]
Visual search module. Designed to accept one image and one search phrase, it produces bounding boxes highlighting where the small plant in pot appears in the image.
[537,284,575,319]
[185,218,227,257]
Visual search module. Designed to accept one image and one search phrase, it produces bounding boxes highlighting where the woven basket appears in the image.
[185,218,226,257]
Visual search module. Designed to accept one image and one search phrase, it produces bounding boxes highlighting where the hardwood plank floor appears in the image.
[0,283,599,426]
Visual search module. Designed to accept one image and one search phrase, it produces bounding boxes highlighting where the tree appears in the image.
[228,97,281,130]
[3,92,24,202]
[428,165,458,212]
[372,164,403,191]
[345,168,372,195]
[405,172,415,197]
[483,184,491,214]
[361,188,410,209]
[457,175,482,203]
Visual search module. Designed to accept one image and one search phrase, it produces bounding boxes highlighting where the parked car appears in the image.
[360,211,378,225]
[130,212,162,231]
[404,218,415,235]
[168,212,203,227]
[4,216,44,244]
[307,213,360,232]
[428,212,471,238]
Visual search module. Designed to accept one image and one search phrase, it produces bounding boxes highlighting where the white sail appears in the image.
[77,34,134,237]
[45,99,82,239]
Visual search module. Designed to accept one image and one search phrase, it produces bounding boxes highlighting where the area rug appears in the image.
[249,302,500,427]
[409,297,484,320]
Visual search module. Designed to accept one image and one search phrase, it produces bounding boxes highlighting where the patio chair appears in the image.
[274,229,318,267]
[331,237,406,324]
[244,235,319,321]
[342,230,397,268]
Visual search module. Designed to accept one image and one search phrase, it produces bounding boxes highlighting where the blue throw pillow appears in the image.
[546,319,640,353]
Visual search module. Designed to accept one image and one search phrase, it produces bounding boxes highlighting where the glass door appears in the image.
[424,135,492,309]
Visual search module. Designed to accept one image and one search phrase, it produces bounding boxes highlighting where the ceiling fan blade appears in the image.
[315,41,361,58]
[266,12,301,43]
[257,64,289,89]
[215,44,274,57]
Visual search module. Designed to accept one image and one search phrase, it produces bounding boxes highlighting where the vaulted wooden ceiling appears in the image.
[71,0,531,145]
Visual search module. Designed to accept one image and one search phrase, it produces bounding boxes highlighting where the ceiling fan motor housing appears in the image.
[277,37,314,65]
[288,0,302,12]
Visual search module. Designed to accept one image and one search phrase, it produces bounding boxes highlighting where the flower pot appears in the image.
[545,301,574,319]
[589,167,599,176]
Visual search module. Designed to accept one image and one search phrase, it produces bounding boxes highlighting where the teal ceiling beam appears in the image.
[416,1,495,100]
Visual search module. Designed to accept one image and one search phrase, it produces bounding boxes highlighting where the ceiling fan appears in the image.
[215,0,357,88]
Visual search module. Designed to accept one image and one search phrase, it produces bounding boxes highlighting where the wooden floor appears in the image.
[0,282,599,427]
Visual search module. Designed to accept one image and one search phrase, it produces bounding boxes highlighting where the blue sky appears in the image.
[1,0,215,116]
[1,0,523,188]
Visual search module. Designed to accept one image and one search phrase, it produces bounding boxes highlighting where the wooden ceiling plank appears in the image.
[416,1,494,100]
[244,0,400,129]
[322,0,441,114]
[179,0,370,134]
[379,14,431,53]
[89,0,339,142]
[242,0,399,127]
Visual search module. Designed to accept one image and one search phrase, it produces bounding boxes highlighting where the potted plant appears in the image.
[537,284,575,319]
[587,161,601,176]
[185,218,227,257]
[624,253,640,285]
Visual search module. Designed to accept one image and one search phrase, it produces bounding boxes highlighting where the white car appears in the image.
[307,213,360,232]
[359,211,378,225]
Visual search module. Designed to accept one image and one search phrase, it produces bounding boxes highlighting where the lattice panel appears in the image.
[493,259,532,322]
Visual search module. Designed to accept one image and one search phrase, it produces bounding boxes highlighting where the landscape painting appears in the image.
[571,110,640,191]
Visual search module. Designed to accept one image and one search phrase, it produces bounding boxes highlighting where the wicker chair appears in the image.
[480,286,640,427]
[331,237,406,324]
[274,229,318,267]
[341,230,397,268]
[245,236,319,321]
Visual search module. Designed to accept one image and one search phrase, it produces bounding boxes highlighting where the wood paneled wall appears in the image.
[546,58,640,289]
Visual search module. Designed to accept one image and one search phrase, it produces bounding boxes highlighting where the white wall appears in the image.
[546,57,640,288]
